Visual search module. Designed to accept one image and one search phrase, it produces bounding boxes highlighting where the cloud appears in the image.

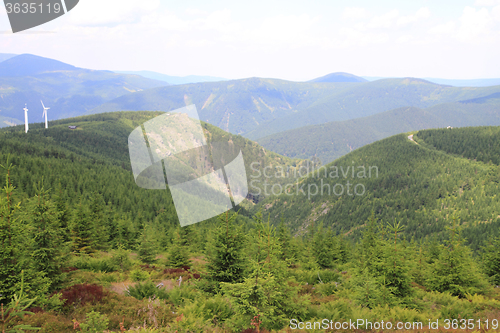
[428,21,456,35]
[456,6,493,41]
[368,9,399,28]
[67,0,161,26]
[201,9,240,33]
[334,27,389,47]
[493,5,500,20]
[397,7,430,26]
[342,7,369,20]
[474,0,500,6]
[242,14,320,50]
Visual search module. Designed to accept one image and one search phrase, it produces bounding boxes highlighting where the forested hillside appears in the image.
[255,127,500,251]
[3,116,500,332]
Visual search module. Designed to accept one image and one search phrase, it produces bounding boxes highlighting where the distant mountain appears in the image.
[309,72,367,83]
[244,78,500,139]
[88,78,353,135]
[0,54,168,122]
[0,54,76,77]
[114,70,226,85]
[0,53,17,63]
[90,77,500,139]
[257,97,500,164]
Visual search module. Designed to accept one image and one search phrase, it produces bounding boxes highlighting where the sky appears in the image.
[1,0,500,81]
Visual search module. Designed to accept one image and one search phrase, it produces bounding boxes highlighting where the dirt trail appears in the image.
[408,134,418,144]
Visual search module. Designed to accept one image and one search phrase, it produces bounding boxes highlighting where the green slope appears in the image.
[0,111,305,221]
[252,126,500,250]
[257,98,500,164]
[89,77,354,135]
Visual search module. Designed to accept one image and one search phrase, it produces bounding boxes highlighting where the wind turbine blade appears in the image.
[41,100,45,109]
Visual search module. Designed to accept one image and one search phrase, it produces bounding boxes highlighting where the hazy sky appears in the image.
[1,0,499,81]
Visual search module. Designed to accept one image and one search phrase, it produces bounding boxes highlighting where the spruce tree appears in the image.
[167,228,190,268]
[206,211,246,287]
[481,236,500,285]
[312,223,335,269]
[277,216,298,266]
[221,214,306,331]
[0,160,22,303]
[137,225,157,264]
[26,183,65,291]
[89,192,108,250]
[53,183,71,243]
[70,202,94,254]
[427,218,489,297]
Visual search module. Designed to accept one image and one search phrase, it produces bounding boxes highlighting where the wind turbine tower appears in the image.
[41,100,49,129]
[24,104,29,133]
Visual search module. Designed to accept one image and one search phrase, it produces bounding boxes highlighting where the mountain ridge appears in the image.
[256,99,500,164]
[0,53,77,77]
[115,70,225,85]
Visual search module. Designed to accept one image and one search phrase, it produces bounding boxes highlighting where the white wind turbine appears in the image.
[41,100,49,129]
[24,104,29,133]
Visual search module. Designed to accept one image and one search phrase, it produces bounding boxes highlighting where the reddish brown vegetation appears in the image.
[163,268,186,275]
[162,266,201,280]
[61,267,78,273]
[60,284,106,307]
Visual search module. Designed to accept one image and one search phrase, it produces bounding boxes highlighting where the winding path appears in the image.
[408,134,418,144]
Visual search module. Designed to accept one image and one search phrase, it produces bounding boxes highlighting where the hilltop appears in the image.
[0,53,77,77]
[308,72,367,83]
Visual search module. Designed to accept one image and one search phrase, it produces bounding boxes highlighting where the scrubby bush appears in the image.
[126,280,169,300]
[110,246,132,272]
[130,268,150,282]
[69,254,116,273]
[80,310,109,333]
